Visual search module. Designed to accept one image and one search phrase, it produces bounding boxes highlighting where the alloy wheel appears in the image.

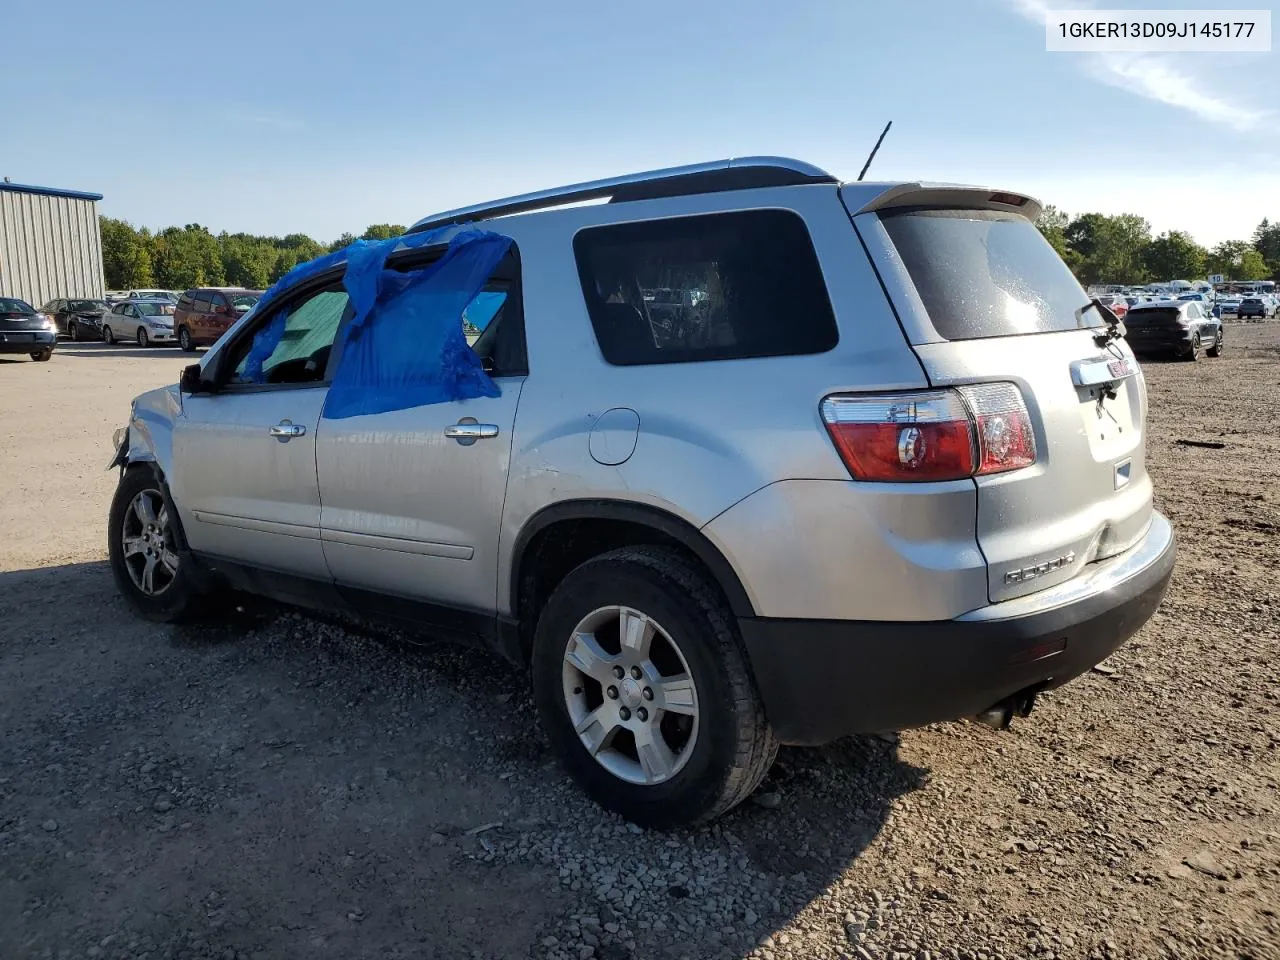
[138,328,149,348]
[120,489,179,596]
[561,605,699,785]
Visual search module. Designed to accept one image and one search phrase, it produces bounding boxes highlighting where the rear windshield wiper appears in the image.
[1078,299,1126,347]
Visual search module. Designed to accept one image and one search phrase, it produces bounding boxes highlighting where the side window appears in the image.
[228,287,350,386]
[573,210,838,365]
[194,292,213,313]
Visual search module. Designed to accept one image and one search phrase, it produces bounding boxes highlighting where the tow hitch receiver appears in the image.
[973,686,1042,730]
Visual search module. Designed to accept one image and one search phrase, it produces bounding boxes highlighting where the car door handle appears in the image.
[443,422,499,442]
[269,419,306,441]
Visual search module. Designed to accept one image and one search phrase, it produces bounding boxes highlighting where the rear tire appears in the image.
[1182,334,1201,362]
[103,325,115,345]
[29,348,52,362]
[108,466,207,622]
[531,545,777,827]
[178,326,194,352]
[1206,330,1223,357]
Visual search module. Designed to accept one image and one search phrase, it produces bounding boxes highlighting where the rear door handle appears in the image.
[444,421,499,444]
[269,419,306,442]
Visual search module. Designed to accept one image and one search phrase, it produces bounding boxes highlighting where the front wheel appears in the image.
[1206,330,1224,357]
[137,327,149,348]
[69,321,81,342]
[108,467,206,621]
[178,326,194,352]
[531,546,777,827]
[103,325,115,345]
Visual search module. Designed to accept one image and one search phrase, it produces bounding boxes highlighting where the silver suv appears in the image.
[108,158,1176,826]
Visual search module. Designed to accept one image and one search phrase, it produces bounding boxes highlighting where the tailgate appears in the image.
[914,331,1151,602]
[849,192,1153,603]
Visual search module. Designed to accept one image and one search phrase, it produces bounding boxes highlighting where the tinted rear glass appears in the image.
[1126,308,1181,325]
[881,209,1100,341]
[574,210,838,365]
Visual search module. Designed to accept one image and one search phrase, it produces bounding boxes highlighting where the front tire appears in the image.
[103,325,115,345]
[178,326,194,352]
[70,320,81,342]
[137,327,149,348]
[531,546,777,827]
[108,467,205,622]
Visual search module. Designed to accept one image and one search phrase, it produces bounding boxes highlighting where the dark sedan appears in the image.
[1238,297,1268,320]
[0,297,58,361]
[1123,299,1223,361]
[40,298,112,340]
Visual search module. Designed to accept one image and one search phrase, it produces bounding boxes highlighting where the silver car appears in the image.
[107,157,1176,825]
[102,298,178,346]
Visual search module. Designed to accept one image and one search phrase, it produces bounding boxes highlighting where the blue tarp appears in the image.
[233,227,513,415]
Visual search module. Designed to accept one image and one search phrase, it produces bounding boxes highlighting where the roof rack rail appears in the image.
[407,157,836,234]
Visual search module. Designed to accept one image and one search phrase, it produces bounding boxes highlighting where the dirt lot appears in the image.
[2,333,1278,960]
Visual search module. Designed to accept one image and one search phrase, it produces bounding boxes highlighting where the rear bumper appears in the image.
[739,511,1176,745]
[1125,330,1193,352]
[0,331,56,353]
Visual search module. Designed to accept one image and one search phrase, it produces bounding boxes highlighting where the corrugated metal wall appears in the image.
[0,191,104,307]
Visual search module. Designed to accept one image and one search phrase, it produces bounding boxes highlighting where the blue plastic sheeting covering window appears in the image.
[323,228,513,420]
[239,307,289,383]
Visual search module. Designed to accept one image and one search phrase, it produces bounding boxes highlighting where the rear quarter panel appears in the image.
[493,185,930,616]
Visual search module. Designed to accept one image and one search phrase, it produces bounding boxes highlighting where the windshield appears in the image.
[136,302,175,317]
[1,298,36,315]
[881,209,1101,341]
[231,294,260,310]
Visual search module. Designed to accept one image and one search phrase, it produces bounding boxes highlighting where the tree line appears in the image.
[1035,208,1279,286]
[99,219,406,291]
[101,208,1280,293]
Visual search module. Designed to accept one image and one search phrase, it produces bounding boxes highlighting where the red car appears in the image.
[174,287,262,351]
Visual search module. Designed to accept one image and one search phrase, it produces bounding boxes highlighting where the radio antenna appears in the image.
[856,121,893,181]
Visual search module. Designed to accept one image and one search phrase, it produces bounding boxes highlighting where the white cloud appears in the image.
[1004,0,1271,132]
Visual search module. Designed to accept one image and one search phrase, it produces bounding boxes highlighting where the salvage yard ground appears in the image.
[1,334,1278,960]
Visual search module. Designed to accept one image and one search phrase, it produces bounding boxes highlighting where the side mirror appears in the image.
[179,363,214,395]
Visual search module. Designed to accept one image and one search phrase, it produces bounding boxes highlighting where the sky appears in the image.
[5,0,1277,247]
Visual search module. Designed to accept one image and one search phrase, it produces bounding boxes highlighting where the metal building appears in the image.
[0,179,104,307]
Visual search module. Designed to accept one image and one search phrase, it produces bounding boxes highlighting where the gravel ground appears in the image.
[1,331,1277,960]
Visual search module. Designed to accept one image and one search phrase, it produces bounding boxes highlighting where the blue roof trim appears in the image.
[0,181,103,202]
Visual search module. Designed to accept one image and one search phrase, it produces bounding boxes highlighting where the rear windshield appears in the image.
[1126,308,1181,324]
[881,209,1100,341]
[1,298,35,315]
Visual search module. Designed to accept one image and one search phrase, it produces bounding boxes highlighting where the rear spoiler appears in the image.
[845,182,1043,221]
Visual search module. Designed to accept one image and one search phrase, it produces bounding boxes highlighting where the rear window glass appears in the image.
[574,210,838,365]
[1126,308,1181,324]
[881,209,1101,341]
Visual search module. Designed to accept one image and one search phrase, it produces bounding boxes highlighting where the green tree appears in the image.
[360,223,406,241]
[219,233,273,288]
[328,232,357,253]
[1065,213,1107,263]
[1071,213,1151,286]
[99,217,155,288]
[1206,240,1268,280]
[1143,231,1206,282]
[1252,218,1280,277]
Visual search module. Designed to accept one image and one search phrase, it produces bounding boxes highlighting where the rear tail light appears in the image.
[821,383,1036,482]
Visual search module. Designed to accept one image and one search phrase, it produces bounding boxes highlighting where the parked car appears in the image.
[1216,296,1242,317]
[1237,296,1268,320]
[0,297,57,360]
[1095,293,1129,318]
[107,157,1176,825]
[1123,299,1223,360]
[102,299,178,346]
[105,290,129,304]
[174,287,262,351]
[40,298,111,340]
[126,289,178,302]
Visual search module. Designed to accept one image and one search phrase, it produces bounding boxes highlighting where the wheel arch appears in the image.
[508,500,757,662]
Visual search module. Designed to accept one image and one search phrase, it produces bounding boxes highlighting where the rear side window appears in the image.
[881,209,1100,341]
[574,210,838,365]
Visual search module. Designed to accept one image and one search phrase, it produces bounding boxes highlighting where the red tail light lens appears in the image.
[821,384,1036,482]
